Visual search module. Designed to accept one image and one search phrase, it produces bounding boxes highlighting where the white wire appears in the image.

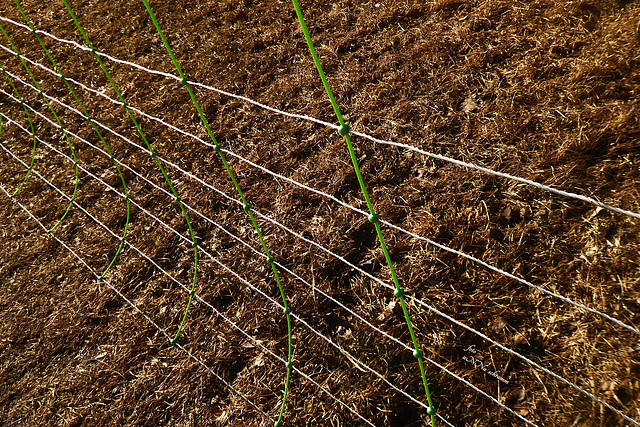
[0,182,270,420]
[0,125,378,427]
[0,99,625,427]
[0,67,640,344]
[1,115,532,427]
[3,65,638,340]
[0,124,425,422]
[0,15,334,129]
[3,87,637,424]
[383,218,640,336]
[7,104,639,426]
[1,13,638,426]
[0,42,358,208]
[0,14,637,220]
[0,65,409,355]
[0,92,408,355]
[251,201,640,427]
[350,130,640,220]
[0,108,441,421]
[2,100,638,427]
[0,141,470,427]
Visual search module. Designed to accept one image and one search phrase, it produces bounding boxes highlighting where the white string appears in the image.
[1,14,638,426]
[382,218,640,336]
[0,42,358,208]
[0,183,269,420]
[2,65,638,340]
[6,108,638,426]
[350,131,640,220]
[251,200,640,426]
[0,14,637,220]
[0,139,482,427]
[3,88,637,424]
[0,106,441,418]
[0,67,640,344]
[0,125,426,422]
[1,115,527,427]
[0,94,409,355]
[0,68,409,354]
[0,16,334,129]
[0,127,378,427]
[2,102,638,427]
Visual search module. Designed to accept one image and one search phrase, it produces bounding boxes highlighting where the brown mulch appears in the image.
[1,0,639,426]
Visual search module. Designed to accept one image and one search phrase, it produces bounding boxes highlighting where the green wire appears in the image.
[290,1,437,425]
[142,1,293,424]
[60,0,199,344]
[12,0,130,278]
[0,58,36,198]
[0,18,79,234]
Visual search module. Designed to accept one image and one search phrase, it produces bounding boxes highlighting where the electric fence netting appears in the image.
[0,1,639,426]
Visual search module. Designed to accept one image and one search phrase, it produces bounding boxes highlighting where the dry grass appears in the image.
[0,0,639,426]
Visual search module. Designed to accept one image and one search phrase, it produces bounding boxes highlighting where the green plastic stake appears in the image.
[61,0,197,343]
[12,0,129,278]
[143,1,294,423]
[290,1,437,425]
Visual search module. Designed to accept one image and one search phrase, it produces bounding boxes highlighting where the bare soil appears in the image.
[0,0,639,426]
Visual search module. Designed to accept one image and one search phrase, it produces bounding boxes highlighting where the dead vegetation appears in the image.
[0,0,639,426]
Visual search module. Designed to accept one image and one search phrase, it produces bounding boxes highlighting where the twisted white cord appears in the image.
[0,14,637,220]
[0,127,378,427]
[2,61,638,339]
[1,91,640,426]
[2,115,530,427]
[0,182,269,420]
[1,9,638,426]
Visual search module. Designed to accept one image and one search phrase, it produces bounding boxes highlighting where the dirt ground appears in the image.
[0,0,639,426]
